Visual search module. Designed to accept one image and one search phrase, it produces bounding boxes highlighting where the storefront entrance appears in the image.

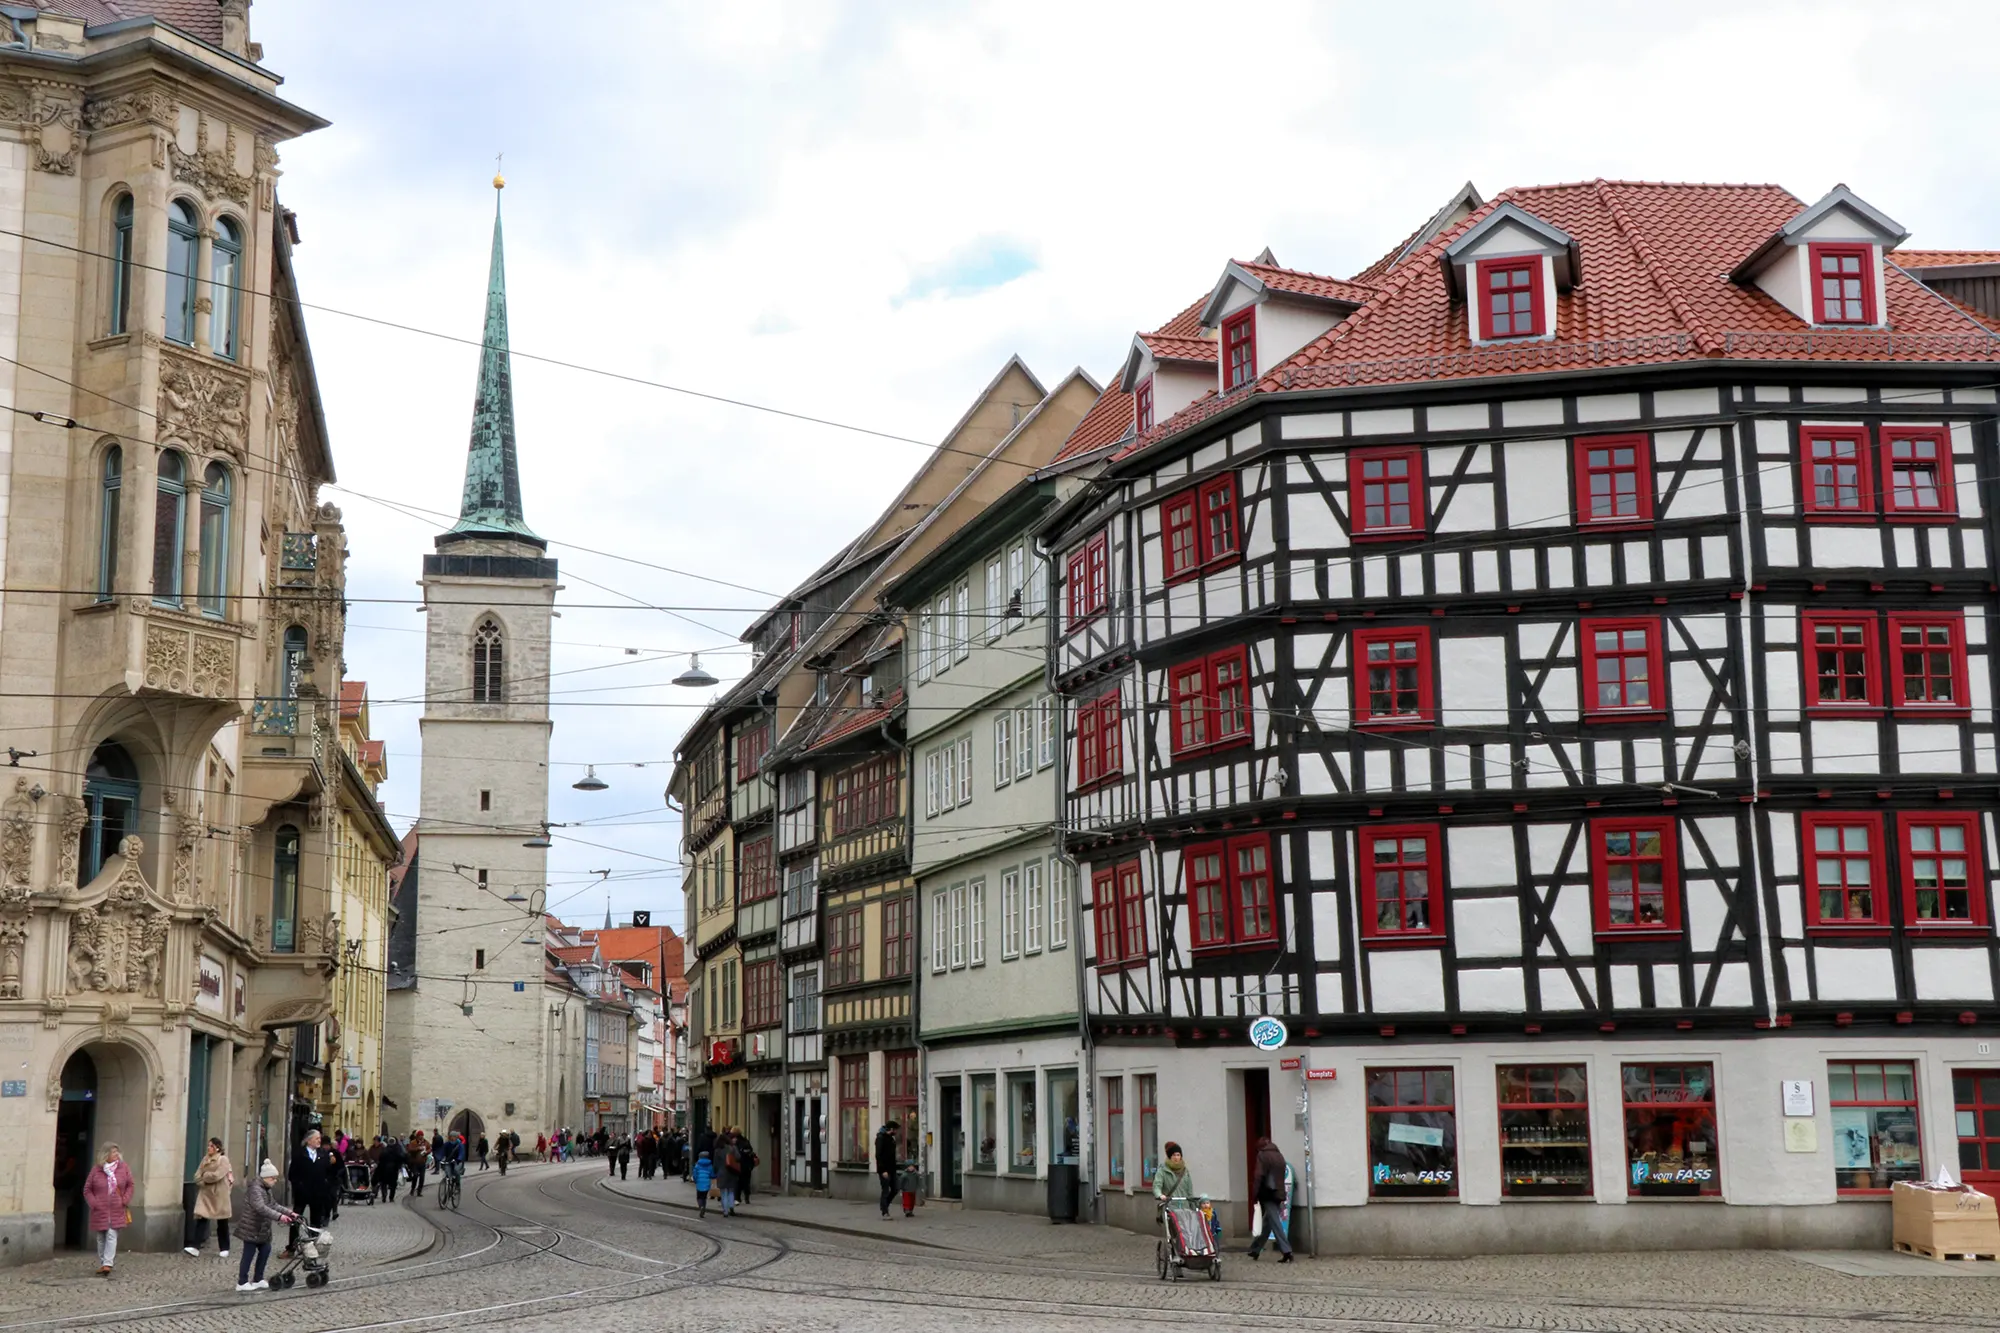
[940,1083,963,1199]
[761,1094,783,1187]
[54,1052,97,1249]
[1242,1068,1271,1232]
[1954,1069,2000,1186]
[448,1108,485,1147]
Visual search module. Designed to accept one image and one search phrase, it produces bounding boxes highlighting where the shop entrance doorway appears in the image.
[1955,1069,2000,1187]
[940,1083,963,1199]
[448,1108,485,1148]
[762,1094,783,1187]
[1242,1068,1271,1233]
[54,1051,97,1249]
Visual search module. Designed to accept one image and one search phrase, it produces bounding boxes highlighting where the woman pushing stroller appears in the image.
[1152,1141,1221,1281]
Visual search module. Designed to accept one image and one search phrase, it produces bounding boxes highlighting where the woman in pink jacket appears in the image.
[82,1143,135,1275]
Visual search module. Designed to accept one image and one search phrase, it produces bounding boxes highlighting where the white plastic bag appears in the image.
[1250,1202,1263,1237]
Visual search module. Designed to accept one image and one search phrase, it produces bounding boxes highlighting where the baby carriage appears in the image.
[270,1224,335,1289]
[1156,1199,1222,1281]
[339,1160,375,1206]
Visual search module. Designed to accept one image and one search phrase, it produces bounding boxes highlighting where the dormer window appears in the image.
[1478,258,1544,339]
[1811,244,1875,325]
[1134,376,1154,433]
[1221,309,1256,391]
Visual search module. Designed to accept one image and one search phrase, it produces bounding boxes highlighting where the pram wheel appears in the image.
[1209,1258,1222,1281]
[1156,1240,1168,1281]
[278,1271,297,1289]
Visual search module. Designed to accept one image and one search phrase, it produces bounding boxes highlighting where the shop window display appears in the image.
[1366,1068,1457,1198]
[1622,1063,1720,1197]
[1048,1069,1080,1167]
[1830,1061,1922,1193]
[1008,1072,1037,1172]
[1138,1074,1159,1185]
[1497,1064,1592,1198]
[970,1073,997,1170]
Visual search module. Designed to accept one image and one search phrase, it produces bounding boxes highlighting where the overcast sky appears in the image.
[250,0,2000,934]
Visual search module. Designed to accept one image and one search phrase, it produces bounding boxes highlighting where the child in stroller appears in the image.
[268,1224,335,1289]
[1152,1141,1221,1281]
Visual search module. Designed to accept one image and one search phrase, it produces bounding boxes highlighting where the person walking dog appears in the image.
[83,1143,134,1276]
[187,1137,234,1258]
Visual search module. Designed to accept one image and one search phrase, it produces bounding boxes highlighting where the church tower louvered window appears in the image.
[472,618,505,702]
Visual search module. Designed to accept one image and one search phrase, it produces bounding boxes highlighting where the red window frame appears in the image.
[737,834,776,903]
[1065,531,1108,630]
[1134,376,1154,433]
[882,894,914,978]
[1348,447,1426,539]
[1801,426,1874,521]
[1093,859,1147,969]
[1161,473,1239,582]
[1104,1077,1125,1186]
[1221,308,1256,391]
[1801,812,1888,933]
[1622,1063,1721,1197]
[838,1056,869,1163]
[826,904,864,986]
[1954,1071,2000,1189]
[1809,242,1876,326]
[1475,256,1544,340]
[1352,626,1434,729]
[1075,691,1123,789]
[1888,613,1969,716]
[1358,824,1445,944]
[1802,613,1880,713]
[1882,426,1955,520]
[1185,832,1278,951]
[744,960,782,1030]
[885,1050,919,1146]
[1366,1067,1459,1198]
[1579,617,1666,722]
[735,721,771,781]
[1572,433,1654,527]
[1168,646,1251,759]
[1589,815,1682,938]
[1898,812,1988,931]
[1830,1061,1923,1195]
[1497,1064,1592,1200]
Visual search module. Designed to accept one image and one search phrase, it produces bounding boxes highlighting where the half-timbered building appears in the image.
[1043,180,2000,1250]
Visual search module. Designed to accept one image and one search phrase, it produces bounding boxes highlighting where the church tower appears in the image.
[383,177,558,1144]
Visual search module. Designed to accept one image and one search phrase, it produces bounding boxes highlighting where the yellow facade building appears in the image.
[320,682,399,1139]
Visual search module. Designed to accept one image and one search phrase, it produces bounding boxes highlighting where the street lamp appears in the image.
[523,823,553,850]
[573,766,609,792]
[673,654,718,689]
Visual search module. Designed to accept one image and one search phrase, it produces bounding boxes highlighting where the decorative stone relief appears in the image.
[0,916,27,999]
[191,634,235,696]
[0,777,31,905]
[145,623,190,692]
[151,1073,166,1110]
[66,837,170,996]
[28,85,80,175]
[55,797,86,894]
[40,996,66,1029]
[45,1073,60,1111]
[0,82,27,121]
[253,133,280,211]
[171,816,199,905]
[159,351,250,462]
[170,118,250,205]
[82,88,175,132]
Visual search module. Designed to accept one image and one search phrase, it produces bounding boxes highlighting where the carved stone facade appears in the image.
[157,350,251,462]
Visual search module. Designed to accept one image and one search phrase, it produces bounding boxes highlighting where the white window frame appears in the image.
[985,556,1005,642]
[969,877,986,966]
[1001,870,1021,959]
[934,593,952,674]
[954,578,971,663]
[957,736,972,805]
[1014,706,1034,780]
[940,741,958,813]
[931,891,949,972]
[1023,859,1044,955]
[1025,549,1045,618]
[994,712,1012,787]
[1049,857,1069,950]
[1037,697,1055,768]
[1007,542,1026,627]
[925,750,941,818]
[949,883,967,969]
[918,608,933,680]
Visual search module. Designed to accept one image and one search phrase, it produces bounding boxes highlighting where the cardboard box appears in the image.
[1892,1181,2000,1261]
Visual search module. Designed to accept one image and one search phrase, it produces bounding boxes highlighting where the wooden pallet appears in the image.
[1895,1240,2000,1263]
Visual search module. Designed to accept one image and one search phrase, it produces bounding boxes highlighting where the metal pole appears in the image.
[1298,1052,1317,1257]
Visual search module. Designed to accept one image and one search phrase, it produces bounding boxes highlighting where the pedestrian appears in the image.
[285,1128,335,1255]
[83,1142,134,1276]
[376,1133,406,1202]
[637,1132,654,1180]
[186,1137,234,1258]
[476,1134,490,1171]
[692,1149,714,1218]
[899,1154,920,1218]
[874,1123,899,1219]
[497,1130,513,1176]
[717,1134,740,1216]
[536,1132,548,1164]
[617,1137,631,1180]
[405,1133,428,1198]
[736,1130,754,1205]
[1246,1137,1294,1262]
[235,1159,296,1293]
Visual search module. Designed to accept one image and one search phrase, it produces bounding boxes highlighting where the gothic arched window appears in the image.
[197,461,230,617]
[271,824,300,952]
[211,215,242,360]
[472,619,504,703]
[153,450,186,605]
[282,625,308,698]
[165,199,198,346]
[109,193,133,335]
[82,742,139,884]
[97,445,120,601]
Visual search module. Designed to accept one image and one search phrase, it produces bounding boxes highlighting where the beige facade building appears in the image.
[0,3,354,1265]
[319,682,398,1140]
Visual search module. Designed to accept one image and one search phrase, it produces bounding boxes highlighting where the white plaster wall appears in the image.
[1254,299,1338,379]
[1503,439,1569,528]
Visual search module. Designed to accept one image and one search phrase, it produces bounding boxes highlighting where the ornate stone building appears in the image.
[0,3,350,1265]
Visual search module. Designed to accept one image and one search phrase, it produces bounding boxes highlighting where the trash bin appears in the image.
[1047,1162,1079,1222]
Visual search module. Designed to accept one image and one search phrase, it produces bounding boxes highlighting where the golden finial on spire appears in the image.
[493,151,505,190]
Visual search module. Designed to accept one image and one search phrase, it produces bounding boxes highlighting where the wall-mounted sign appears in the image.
[1279,1057,1302,1070]
[1304,1068,1336,1082]
[1782,1079,1814,1118]
[341,1066,363,1101]
[195,956,225,1013]
[233,972,247,1019]
[632,911,651,927]
[1,1080,25,1098]
[1248,1017,1288,1051]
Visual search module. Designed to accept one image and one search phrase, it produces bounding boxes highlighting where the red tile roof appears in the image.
[29,0,224,42]
[1140,332,1216,363]
[549,945,597,966]
[339,681,366,718]
[1048,379,1133,465]
[1895,250,2000,269]
[1236,260,1376,306]
[1116,180,2000,460]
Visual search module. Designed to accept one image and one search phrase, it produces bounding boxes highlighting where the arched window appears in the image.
[282,625,308,697]
[165,200,198,346]
[97,445,120,601]
[210,216,241,360]
[109,194,133,335]
[152,450,185,605]
[197,461,230,617]
[271,824,300,952]
[472,619,505,703]
[82,742,139,884]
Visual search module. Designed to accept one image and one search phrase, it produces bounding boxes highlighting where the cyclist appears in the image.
[434,1132,467,1207]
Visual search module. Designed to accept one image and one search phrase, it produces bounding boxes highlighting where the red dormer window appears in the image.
[1134,376,1154,433]
[1810,244,1875,325]
[1476,257,1544,339]
[1221,308,1256,391]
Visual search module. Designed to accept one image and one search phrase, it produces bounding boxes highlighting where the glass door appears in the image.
[1954,1070,2000,1187]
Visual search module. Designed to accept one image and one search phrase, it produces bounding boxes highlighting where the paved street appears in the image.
[2,1161,1998,1332]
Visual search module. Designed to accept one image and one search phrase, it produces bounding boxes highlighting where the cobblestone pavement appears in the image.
[3,1161,1998,1332]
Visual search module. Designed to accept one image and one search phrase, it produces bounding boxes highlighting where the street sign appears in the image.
[1248,1016,1288,1051]
[513,981,526,992]
[0,1080,24,1097]
[632,910,651,927]
[1304,1068,1336,1081]
[1279,1057,1302,1070]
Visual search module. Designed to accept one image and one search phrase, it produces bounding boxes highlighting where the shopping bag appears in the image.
[1250,1202,1263,1237]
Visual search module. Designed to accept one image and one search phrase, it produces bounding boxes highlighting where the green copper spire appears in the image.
[441,178,542,548]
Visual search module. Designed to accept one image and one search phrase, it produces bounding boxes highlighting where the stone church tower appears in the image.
[382,178,557,1145]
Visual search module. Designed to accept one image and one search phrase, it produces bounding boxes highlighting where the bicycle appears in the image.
[437,1161,462,1211]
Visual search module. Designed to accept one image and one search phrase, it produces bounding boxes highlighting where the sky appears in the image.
[248,0,2000,936]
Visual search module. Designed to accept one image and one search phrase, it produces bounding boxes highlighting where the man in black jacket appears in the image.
[874,1124,899,1219]
[285,1129,336,1253]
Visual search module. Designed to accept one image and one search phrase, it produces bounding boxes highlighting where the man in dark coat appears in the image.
[874,1124,900,1219]
[1247,1137,1294,1261]
[375,1134,406,1202]
[285,1128,336,1254]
